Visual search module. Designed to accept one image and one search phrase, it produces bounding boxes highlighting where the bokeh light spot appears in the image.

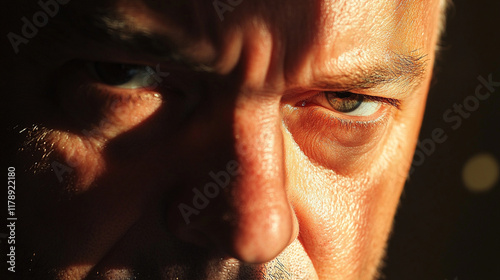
[462,153,499,193]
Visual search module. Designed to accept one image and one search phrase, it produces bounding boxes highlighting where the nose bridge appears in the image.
[229,95,295,262]
[163,18,300,261]
[168,90,295,263]
[233,94,284,194]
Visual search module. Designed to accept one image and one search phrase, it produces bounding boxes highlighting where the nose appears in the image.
[166,93,297,264]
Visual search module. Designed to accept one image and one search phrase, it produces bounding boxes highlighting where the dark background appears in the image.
[382,0,500,279]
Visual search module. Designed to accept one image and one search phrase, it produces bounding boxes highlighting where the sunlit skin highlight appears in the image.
[4,0,447,279]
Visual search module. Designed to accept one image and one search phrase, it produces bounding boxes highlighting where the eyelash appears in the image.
[362,94,400,109]
[296,91,399,126]
[85,60,399,131]
[326,108,389,129]
[299,91,400,108]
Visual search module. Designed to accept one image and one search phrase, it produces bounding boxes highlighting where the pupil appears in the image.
[325,92,363,113]
[94,62,142,86]
[335,92,353,99]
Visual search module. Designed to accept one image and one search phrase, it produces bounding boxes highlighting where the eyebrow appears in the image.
[312,50,429,97]
[58,10,215,72]
[57,10,427,96]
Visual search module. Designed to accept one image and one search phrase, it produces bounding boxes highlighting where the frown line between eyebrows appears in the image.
[55,7,427,100]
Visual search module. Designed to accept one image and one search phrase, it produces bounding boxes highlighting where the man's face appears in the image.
[7,0,443,279]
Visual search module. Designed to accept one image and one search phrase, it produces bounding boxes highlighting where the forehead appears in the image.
[69,0,439,90]
[110,1,434,43]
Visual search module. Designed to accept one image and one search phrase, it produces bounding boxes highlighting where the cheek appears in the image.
[282,105,392,176]
[35,61,165,190]
[56,61,163,139]
[43,131,107,190]
[283,127,367,268]
[286,167,380,277]
[282,116,409,277]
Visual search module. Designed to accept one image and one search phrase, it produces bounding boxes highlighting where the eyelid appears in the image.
[294,91,398,126]
[360,94,401,110]
[297,91,400,109]
[85,61,162,89]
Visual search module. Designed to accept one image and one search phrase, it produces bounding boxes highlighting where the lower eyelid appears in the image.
[90,84,163,120]
[319,106,391,130]
[282,104,392,175]
[79,63,164,108]
[56,62,163,131]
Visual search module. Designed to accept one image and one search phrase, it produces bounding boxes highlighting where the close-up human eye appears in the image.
[88,61,160,89]
[281,89,403,174]
[299,91,398,123]
[50,59,167,140]
[323,91,381,117]
[5,0,499,279]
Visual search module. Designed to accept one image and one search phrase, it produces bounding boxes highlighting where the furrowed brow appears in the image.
[313,50,428,96]
[56,9,214,72]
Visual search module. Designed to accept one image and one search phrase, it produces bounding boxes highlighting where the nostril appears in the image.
[168,192,295,263]
[163,98,293,264]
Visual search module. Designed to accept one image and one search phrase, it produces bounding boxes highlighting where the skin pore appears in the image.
[5,0,445,279]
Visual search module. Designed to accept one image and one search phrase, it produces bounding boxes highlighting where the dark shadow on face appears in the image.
[6,0,321,279]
